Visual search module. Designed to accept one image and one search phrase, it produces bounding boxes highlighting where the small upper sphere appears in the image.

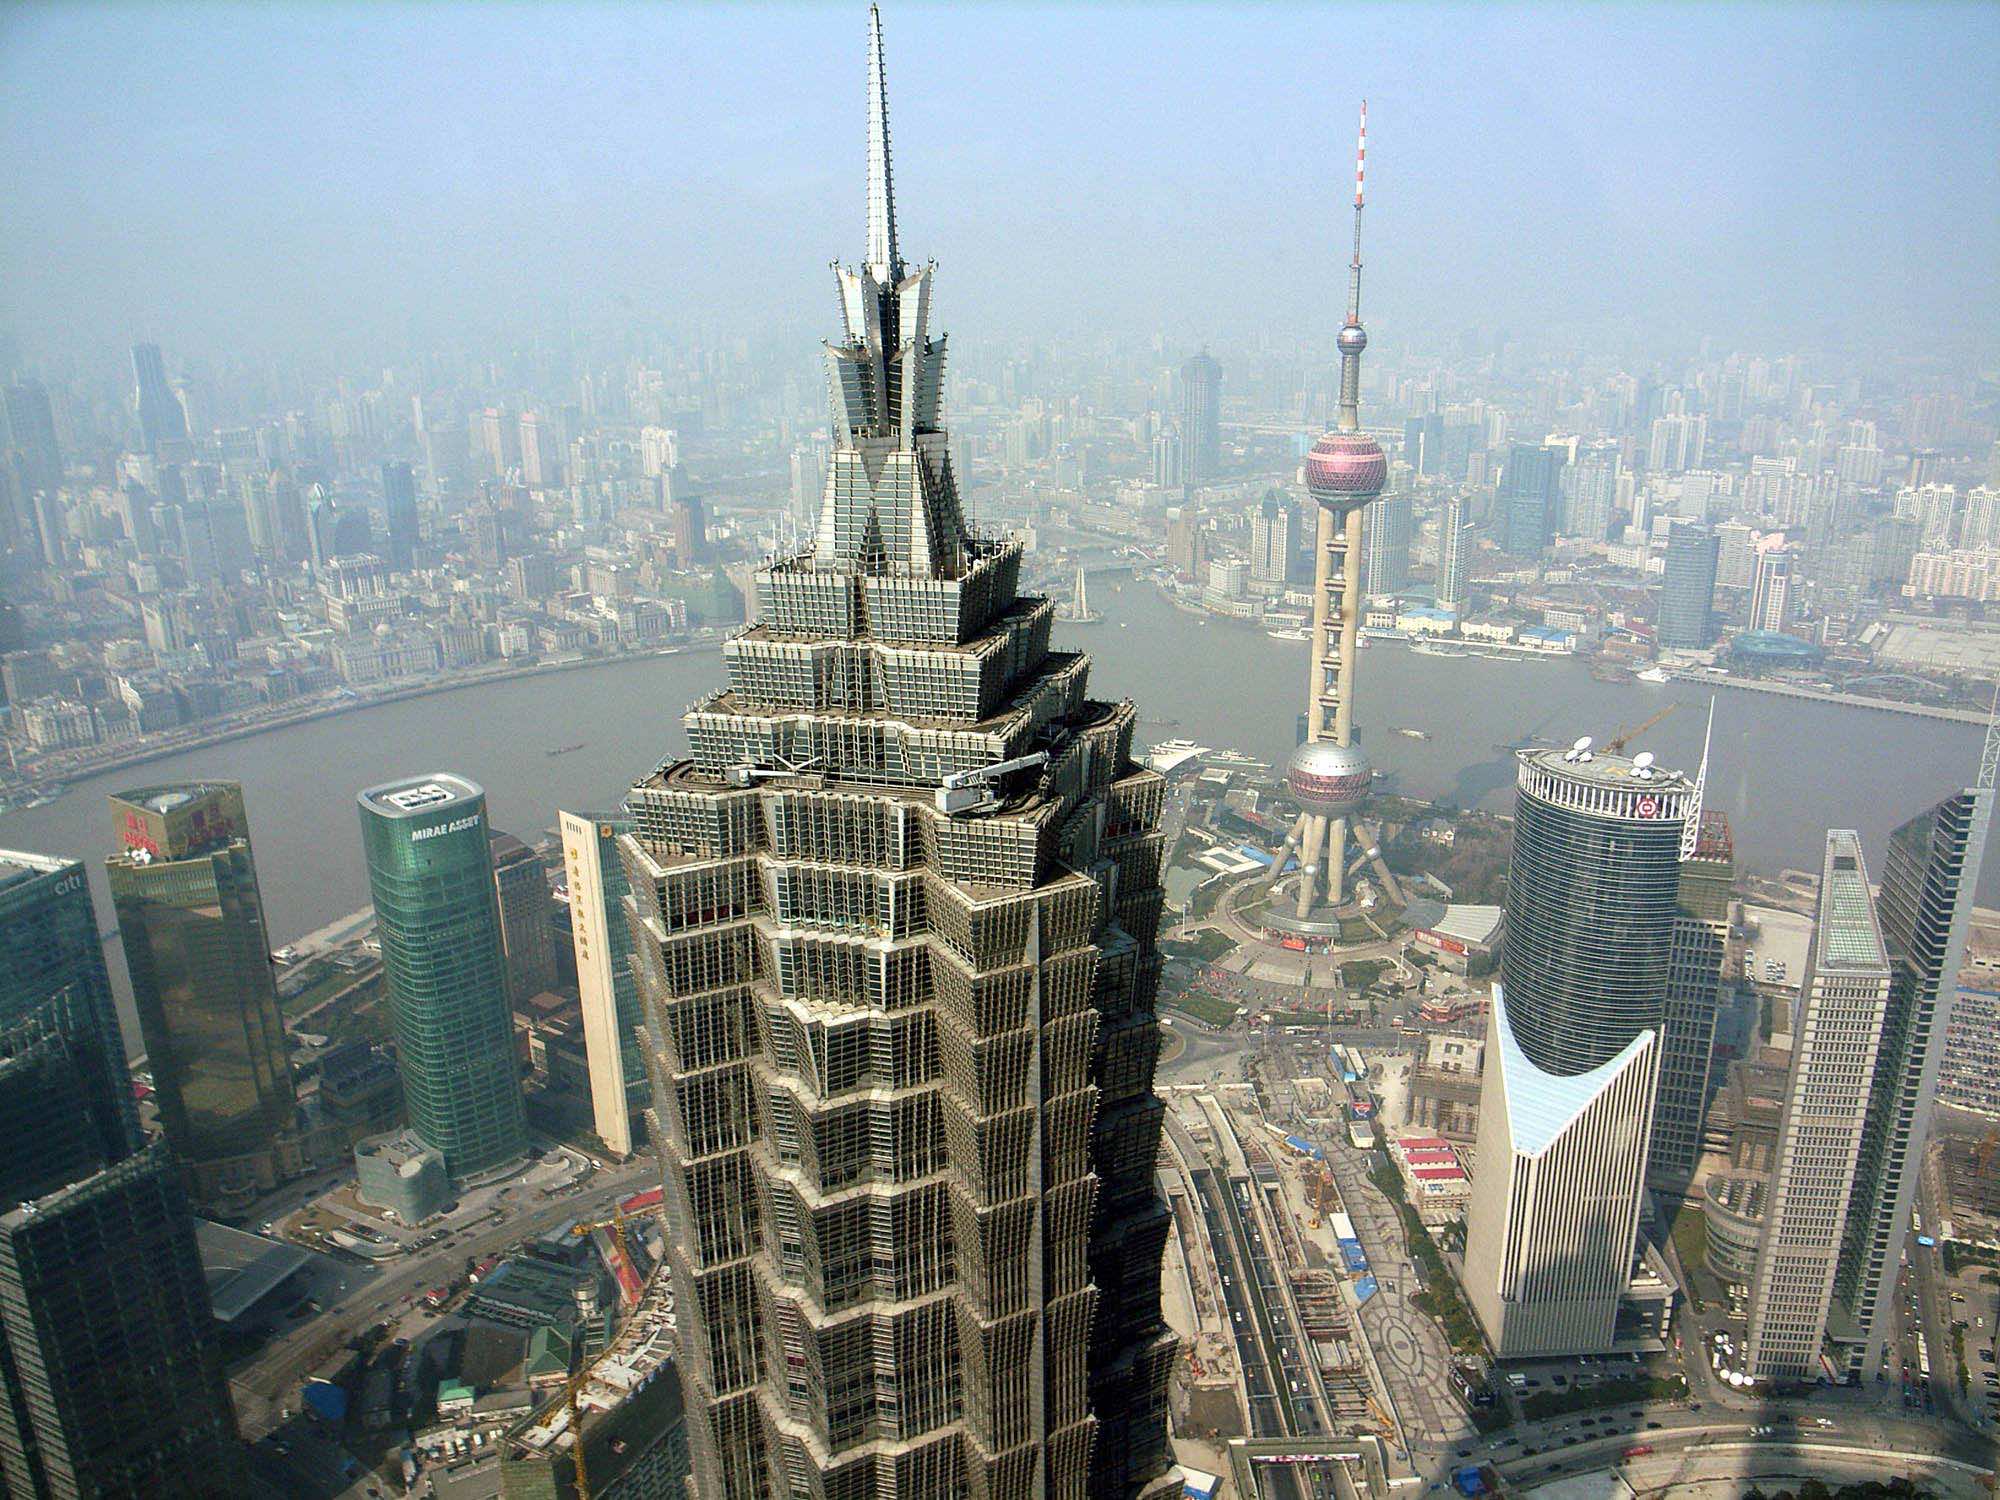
[1337,323,1368,355]
[1305,431,1388,504]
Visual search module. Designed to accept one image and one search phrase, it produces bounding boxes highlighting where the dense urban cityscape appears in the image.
[0,5,1996,1499]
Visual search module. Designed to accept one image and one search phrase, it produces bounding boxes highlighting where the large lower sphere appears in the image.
[1305,431,1388,504]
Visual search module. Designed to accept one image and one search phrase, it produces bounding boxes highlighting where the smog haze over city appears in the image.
[5,2,1998,366]
[2,4,1999,1500]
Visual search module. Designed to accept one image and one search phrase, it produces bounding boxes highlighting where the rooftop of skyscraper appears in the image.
[1817,835,1890,972]
[358,772,484,817]
[1521,742,1692,793]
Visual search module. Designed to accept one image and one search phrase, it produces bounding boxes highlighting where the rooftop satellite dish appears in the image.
[1633,751,1655,770]
[1574,736,1593,753]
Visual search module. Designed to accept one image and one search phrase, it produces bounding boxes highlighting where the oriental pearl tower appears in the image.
[1263,102,1392,921]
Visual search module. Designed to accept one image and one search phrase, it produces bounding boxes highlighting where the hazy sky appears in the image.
[4,2,1997,370]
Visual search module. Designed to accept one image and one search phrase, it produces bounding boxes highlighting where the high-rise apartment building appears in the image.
[1830,783,1992,1376]
[107,783,299,1209]
[1435,493,1469,614]
[0,1001,245,1496]
[1248,491,1292,586]
[1364,488,1412,598]
[559,809,647,1158]
[359,774,529,1183]
[0,851,140,1152]
[630,14,1174,1493]
[491,831,559,1007]
[1180,351,1222,488]
[1499,441,1563,558]
[1658,521,1719,649]
[1749,547,1794,632]
[382,459,419,570]
[1714,521,1756,590]
[131,341,190,453]
[1746,830,1891,1383]
[1464,742,1693,1357]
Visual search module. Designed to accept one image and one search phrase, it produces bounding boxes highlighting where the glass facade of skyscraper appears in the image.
[107,782,297,1205]
[1658,521,1720,650]
[0,991,243,1495]
[359,773,528,1183]
[1832,785,1991,1377]
[1501,751,1690,1076]
[0,850,140,1154]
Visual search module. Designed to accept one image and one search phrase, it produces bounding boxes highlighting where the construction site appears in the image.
[1159,1042,1458,1500]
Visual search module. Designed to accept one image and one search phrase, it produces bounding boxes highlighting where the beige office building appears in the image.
[1746,831,1891,1382]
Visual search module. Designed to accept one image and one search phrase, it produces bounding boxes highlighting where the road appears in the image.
[231,1159,654,1437]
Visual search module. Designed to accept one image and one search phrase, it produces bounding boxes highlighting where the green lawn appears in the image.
[1162,928,1235,964]
[1164,990,1239,1029]
[1518,1373,1686,1421]
[1668,1200,1710,1311]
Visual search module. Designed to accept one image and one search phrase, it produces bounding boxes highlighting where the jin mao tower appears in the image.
[629,12,1175,1497]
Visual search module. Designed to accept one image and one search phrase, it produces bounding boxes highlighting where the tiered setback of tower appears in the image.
[620,11,1176,1495]
[627,566,1176,1492]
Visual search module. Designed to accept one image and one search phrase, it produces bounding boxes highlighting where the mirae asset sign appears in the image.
[411,814,481,842]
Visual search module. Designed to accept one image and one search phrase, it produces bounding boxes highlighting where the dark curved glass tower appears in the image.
[358,773,528,1183]
[1501,749,1691,1075]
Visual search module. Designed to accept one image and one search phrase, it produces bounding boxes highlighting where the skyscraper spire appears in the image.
[866,5,900,279]
[1347,98,1367,324]
[1335,99,1370,432]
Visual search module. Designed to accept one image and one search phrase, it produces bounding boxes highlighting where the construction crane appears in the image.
[559,1197,666,1500]
[1603,702,1679,756]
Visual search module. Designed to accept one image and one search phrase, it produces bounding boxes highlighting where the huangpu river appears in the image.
[3,580,1985,1051]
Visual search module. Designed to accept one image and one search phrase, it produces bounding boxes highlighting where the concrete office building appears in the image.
[1658,521,1719,650]
[0,1000,245,1498]
[359,774,529,1184]
[354,1126,451,1224]
[107,782,299,1209]
[1830,781,1992,1376]
[1464,740,1695,1357]
[492,830,559,1006]
[0,850,139,1152]
[559,809,647,1157]
[627,14,1175,1494]
[1746,831,1892,1382]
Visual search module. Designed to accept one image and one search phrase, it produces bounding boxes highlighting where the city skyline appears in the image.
[0,2,1996,1492]
[3,5,1998,365]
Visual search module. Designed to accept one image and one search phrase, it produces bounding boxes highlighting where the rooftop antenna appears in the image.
[865,5,900,280]
[1347,99,1367,325]
[1680,696,1716,862]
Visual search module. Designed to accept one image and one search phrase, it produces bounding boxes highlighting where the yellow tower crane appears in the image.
[1603,703,1679,757]
[557,1198,663,1499]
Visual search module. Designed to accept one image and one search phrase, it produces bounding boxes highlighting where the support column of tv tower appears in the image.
[1262,102,1390,920]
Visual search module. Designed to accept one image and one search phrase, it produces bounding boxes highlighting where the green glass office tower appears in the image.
[359,774,528,1183]
[107,782,298,1208]
[0,1002,246,1497]
[0,850,139,1152]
